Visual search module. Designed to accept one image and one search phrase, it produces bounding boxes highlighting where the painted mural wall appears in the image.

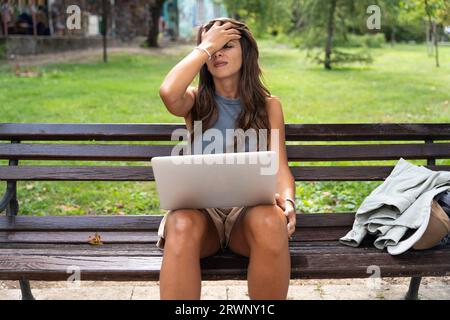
[163,0,227,41]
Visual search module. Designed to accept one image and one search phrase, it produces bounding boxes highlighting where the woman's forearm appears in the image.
[277,166,296,203]
[159,48,210,114]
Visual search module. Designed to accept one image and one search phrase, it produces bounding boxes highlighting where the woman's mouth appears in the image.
[214,62,228,68]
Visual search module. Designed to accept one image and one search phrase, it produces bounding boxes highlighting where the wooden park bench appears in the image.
[0,123,449,300]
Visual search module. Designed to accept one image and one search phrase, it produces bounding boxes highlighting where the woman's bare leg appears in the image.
[160,209,221,299]
[228,205,291,300]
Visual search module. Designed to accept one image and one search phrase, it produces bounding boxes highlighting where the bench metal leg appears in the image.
[405,276,421,300]
[4,149,35,300]
[19,280,35,300]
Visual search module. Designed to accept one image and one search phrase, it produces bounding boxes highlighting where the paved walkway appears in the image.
[4,39,192,67]
[1,277,449,300]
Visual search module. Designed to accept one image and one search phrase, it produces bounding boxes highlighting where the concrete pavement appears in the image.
[1,277,449,300]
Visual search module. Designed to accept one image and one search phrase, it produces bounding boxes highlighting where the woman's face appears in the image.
[205,39,243,80]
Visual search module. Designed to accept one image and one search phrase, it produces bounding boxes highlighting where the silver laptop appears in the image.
[151,151,277,210]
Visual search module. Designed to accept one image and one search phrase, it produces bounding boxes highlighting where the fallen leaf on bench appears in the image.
[88,232,103,246]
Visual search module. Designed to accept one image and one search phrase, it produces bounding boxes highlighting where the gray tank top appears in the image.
[190,93,257,154]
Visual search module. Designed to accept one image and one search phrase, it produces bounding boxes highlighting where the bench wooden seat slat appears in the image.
[0,231,157,243]
[0,245,448,281]
[0,255,162,281]
[1,143,450,162]
[0,242,382,255]
[0,215,367,244]
[0,242,447,259]
[288,248,450,279]
[1,123,450,141]
[0,215,163,231]
[2,165,450,181]
[0,214,355,231]
[0,241,403,257]
[0,228,349,243]
[0,243,163,255]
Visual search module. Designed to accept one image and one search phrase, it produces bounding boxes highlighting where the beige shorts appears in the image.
[156,207,248,251]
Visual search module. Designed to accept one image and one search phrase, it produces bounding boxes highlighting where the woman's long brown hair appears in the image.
[190,18,271,150]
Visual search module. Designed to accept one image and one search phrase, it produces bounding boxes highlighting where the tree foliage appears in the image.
[223,0,294,36]
[223,0,449,68]
[297,0,383,69]
[401,0,449,67]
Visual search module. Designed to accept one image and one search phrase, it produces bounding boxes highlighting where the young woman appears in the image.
[158,18,296,300]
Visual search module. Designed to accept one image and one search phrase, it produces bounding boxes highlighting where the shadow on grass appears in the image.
[306,65,374,73]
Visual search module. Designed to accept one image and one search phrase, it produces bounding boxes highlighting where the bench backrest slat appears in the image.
[1,123,450,141]
[1,165,449,181]
[1,143,449,161]
[1,123,449,182]
[0,123,180,141]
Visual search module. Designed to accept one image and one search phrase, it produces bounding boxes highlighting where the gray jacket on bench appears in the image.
[340,158,450,252]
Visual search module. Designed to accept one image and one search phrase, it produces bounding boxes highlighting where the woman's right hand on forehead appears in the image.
[199,21,241,55]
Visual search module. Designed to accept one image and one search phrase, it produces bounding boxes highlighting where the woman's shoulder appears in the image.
[265,95,283,112]
[265,95,285,127]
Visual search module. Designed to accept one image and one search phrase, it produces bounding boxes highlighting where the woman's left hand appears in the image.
[275,193,296,239]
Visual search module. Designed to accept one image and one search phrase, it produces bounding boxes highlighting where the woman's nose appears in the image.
[213,50,223,59]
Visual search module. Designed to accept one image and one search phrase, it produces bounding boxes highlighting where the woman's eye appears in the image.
[223,44,233,49]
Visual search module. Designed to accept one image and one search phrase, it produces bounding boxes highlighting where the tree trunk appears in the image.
[102,0,108,63]
[426,22,433,56]
[390,25,396,47]
[147,0,166,48]
[324,0,337,70]
[424,0,439,67]
[31,2,37,37]
[433,22,439,67]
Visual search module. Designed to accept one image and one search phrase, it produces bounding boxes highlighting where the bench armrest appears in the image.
[0,181,16,213]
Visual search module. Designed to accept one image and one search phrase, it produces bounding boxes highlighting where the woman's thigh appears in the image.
[165,209,221,258]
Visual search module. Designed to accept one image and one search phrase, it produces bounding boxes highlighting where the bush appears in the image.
[308,48,373,66]
[293,30,386,50]
[336,34,386,48]
[383,23,426,43]
[273,32,304,48]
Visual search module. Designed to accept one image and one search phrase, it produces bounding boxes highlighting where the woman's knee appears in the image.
[164,209,208,247]
[245,205,289,254]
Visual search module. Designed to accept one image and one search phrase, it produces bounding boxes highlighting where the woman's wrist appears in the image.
[285,198,296,211]
[197,42,215,56]
[194,46,212,60]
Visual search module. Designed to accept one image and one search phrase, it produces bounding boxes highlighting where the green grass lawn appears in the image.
[0,41,449,216]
